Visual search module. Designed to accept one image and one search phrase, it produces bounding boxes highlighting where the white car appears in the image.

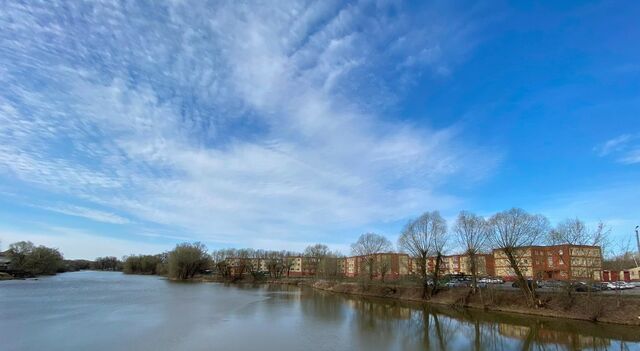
[600,282,616,290]
[613,281,633,290]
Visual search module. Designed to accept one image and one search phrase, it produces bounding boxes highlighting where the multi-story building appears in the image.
[285,256,317,277]
[492,244,602,281]
[425,254,495,276]
[342,253,413,280]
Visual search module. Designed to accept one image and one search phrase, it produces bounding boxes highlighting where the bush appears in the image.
[122,255,162,275]
[168,242,210,280]
[7,241,64,275]
[93,256,121,271]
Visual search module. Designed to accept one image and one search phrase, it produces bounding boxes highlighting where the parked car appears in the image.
[511,280,541,289]
[600,282,616,290]
[446,280,469,288]
[541,280,563,288]
[573,282,601,292]
[610,281,630,290]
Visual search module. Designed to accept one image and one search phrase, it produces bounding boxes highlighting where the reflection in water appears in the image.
[1,272,638,351]
[303,289,639,351]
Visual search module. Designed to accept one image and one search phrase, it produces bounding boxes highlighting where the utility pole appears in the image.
[636,226,640,267]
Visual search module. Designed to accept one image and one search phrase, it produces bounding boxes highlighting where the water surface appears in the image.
[1,271,638,351]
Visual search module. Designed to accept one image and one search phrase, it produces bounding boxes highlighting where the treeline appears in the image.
[122,254,166,275]
[3,241,65,276]
[121,242,210,280]
[210,244,341,281]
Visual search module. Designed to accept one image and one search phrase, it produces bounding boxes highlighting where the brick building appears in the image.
[427,254,495,276]
[286,256,317,277]
[341,253,413,280]
[492,244,602,281]
[602,267,640,282]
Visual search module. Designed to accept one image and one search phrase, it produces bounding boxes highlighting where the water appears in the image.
[0,271,638,351]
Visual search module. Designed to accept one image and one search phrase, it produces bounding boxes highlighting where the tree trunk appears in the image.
[505,249,535,306]
[421,254,429,299]
[470,252,478,292]
[431,253,442,297]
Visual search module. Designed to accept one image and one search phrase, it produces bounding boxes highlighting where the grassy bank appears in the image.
[264,278,640,326]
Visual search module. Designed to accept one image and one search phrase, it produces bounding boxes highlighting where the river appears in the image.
[0,271,638,351]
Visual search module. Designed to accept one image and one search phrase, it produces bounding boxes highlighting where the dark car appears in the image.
[573,283,601,292]
[511,280,541,289]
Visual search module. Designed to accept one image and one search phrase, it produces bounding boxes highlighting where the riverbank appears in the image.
[264,278,640,326]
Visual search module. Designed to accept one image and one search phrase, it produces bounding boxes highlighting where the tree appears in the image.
[488,208,549,307]
[94,256,120,271]
[122,255,162,275]
[454,211,489,292]
[378,255,392,282]
[23,246,64,275]
[8,241,35,270]
[167,242,211,280]
[351,233,393,280]
[304,244,340,278]
[398,211,448,297]
[7,241,64,276]
[548,218,610,287]
[304,244,331,258]
[548,218,610,248]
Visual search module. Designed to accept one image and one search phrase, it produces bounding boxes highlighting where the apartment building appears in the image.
[285,256,317,277]
[341,253,412,280]
[425,254,495,277]
[492,244,602,281]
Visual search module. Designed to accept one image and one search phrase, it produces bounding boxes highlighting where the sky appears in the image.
[0,1,639,259]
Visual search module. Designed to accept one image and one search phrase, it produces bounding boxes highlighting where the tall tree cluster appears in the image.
[6,241,64,276]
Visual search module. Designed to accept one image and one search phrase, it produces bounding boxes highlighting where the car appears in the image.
[542,280,563,288]
[615,281,634,290]
[610,281,630,290]
[600,282,615,290]
[446,280,469,288]
[511,280,541,289]
[478,277,491,284]
[573,282,601,292]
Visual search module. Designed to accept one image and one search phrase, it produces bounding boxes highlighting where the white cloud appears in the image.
[36,204,131,225]
[595,133,640,164]
[0,1,497,250]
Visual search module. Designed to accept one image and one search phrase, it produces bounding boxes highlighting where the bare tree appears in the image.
[454,211,489,292]
[351,233,393,280]
[488,208,549,306]
[378,255,392,282]
[548,218,610,249]
[304,244,330,277]
[304,244,331,257]
[398,211,448,297]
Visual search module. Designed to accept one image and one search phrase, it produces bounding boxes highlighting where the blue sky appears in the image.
[0,1,638,259]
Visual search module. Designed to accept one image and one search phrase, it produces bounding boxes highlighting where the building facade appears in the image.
[492,245,602,281]
[341,253,413,280]
[427,254,495,277]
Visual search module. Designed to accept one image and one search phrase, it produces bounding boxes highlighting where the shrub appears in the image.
[123,255,162,275]
[167,242,210,280]
[7,242,64,276]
